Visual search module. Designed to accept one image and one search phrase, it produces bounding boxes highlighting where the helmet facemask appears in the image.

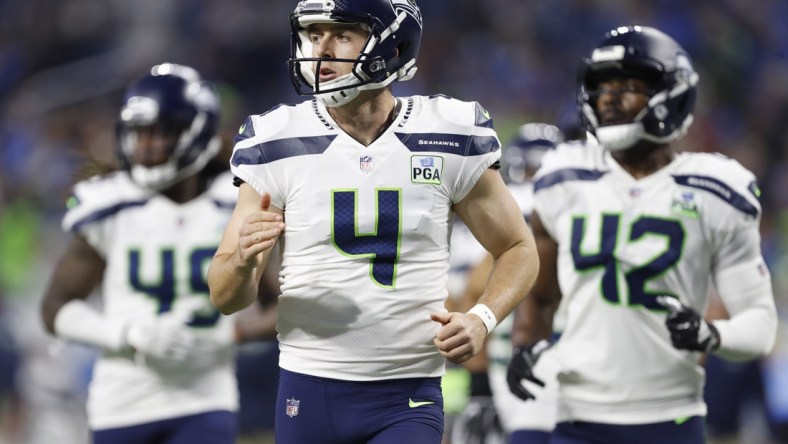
[119,116,220,191]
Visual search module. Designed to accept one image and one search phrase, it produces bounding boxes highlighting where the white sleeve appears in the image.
[711,256,777,361]
[54,299,128,351]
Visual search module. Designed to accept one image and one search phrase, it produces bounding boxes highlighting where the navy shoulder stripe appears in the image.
[71,200,149,232]
[534,168,606,192]
[474,103,494,129]
[395,132,499,156]
[235,117,256,143]
[233,105,299,146]
[231,135,337,167]
[212,200,235,210]
[672,175,759,217]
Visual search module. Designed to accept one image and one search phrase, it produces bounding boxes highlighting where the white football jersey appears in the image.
[63,171,239,429]
[231,95,501,381]
[533,142,765,424]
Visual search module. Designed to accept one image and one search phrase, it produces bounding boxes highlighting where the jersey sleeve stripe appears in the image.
[211,199,236,210]
[231,135,337,167]
[534,168,607,193]
[394,133,499,156]
[672,174,759,217]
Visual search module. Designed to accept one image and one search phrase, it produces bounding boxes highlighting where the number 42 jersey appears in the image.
[533,142,766,424]
[231,95,500,381]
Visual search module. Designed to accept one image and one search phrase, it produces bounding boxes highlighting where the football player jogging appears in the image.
[207,1,539,443]
[507,26,777,444]
[40,64,263,444]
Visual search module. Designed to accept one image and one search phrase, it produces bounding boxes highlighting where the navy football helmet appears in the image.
[502,123,563,184]
[288,0,423,107]
[118,63,221,190]
[578,26,698,151]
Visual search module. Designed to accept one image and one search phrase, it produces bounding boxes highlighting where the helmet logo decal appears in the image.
[391,0,422,26]
[591,45,626,63]
[296,1,333,13]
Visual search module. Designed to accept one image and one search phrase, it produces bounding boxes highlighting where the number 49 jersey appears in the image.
[231,95,500,381]
[533,142,765,425]
[62,171,239,429]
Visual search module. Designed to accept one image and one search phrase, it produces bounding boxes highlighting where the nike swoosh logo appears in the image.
[408,398,435,408]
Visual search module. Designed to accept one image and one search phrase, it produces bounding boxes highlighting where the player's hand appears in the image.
[237,193,284,266]
[431,311,486,364]
[125,315,196,364]
[507,339,551,401]
[182,326,237,373]
[656,296,720,352]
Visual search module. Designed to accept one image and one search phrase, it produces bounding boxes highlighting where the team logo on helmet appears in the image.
[392,0,422,26]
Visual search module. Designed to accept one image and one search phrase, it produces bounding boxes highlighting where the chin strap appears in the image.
[595,123,645,151]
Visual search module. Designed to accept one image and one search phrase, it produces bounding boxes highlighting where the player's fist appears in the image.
[125,315,196,363]
[657,296,720,352]
[431,311,486,364]
[506,339,551,401]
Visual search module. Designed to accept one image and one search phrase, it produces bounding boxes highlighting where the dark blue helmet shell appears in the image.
[578,26,698,145]
[117,63,221,189]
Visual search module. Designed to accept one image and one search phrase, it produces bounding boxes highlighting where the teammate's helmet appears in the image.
[117,63,221,190]
[288,0,423,107]
[578,26,698,151]
[502,123,563,184]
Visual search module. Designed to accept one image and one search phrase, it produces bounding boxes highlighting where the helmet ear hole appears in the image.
[676,95,689,113]
[396,43,407,57]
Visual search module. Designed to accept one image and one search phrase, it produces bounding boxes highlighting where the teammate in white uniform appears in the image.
[40,64,252,444]
[207,1,539,443]
[508,26,777,444]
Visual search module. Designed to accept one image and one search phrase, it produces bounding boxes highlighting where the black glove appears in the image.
[656,296,720,352]
[506,339,551,401]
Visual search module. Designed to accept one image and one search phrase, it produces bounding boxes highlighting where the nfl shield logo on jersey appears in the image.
[360,155,375,173]
[286,398,300,418]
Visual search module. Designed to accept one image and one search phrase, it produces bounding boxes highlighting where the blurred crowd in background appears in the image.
[0,0,787,443]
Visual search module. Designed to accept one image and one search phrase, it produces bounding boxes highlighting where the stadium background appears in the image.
[0,0,786,443]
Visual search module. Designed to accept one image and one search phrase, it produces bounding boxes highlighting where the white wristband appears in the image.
[467,303,498,335]
[54,299,128,351]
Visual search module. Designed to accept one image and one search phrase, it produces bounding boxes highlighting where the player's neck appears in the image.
[327,89,398,146]
[161,174,202,204]
[611,142,675,179]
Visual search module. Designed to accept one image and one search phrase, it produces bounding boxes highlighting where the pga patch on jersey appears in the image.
[671,190,700,218]
[411,155,443,185]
